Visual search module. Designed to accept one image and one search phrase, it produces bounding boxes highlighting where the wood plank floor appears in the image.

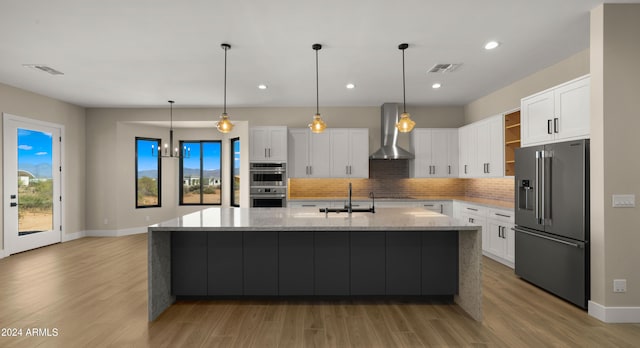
[1,234,639,347]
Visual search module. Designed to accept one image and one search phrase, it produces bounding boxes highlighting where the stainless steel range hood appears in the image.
[369,103,414,160]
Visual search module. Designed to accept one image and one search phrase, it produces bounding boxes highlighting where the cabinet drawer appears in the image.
[487,208,514,223]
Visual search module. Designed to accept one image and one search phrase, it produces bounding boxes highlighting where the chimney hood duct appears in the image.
[369,103,415,160]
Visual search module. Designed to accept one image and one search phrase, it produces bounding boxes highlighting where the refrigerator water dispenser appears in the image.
[518,179,534,211]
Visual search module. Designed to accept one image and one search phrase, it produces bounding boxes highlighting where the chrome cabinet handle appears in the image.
[495,213,511,218]
[486,163,490,174]
[464,164,467,174]
[448,165,451,175]
[466,207,478,211]
[547,119,553,134]
[553,118,559,133]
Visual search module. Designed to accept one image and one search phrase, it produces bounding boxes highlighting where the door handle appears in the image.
[547,119,553,134]
[553,118,559,133]
[448,165,451,175]
[464,164,467,174]
[486,163,490,174]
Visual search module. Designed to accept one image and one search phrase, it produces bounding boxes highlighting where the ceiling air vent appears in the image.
[22,64,64,75]
[428,63,461,73]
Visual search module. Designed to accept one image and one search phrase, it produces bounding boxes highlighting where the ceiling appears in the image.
[0,0,636,108]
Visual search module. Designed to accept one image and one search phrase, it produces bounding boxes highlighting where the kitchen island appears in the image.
[148,207,482,321]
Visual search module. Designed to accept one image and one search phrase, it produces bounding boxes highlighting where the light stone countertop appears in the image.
[149,207,476,232]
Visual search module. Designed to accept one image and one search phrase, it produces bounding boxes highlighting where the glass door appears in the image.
[3,114,62,255]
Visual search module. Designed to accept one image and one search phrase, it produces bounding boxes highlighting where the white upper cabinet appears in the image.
[250,126,288,162]
[410,128,458,178]
[330,128,369,178]
[288,128,331,178]
[458,115,503,178]
[521,75,590,147]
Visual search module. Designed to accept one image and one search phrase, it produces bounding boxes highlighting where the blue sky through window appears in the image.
[18,128,53,179]
[136,139,159,174]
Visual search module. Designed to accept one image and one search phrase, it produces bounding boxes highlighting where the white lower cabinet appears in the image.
[454,202,514,268]
[419,201,453,217]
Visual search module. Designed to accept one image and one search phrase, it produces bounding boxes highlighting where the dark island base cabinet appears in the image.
[171,230,458,297]
[208,232,243,295]
[279,232,314,295]
[315,232,350,295]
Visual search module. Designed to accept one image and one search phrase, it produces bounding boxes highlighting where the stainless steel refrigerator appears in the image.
[514,139,589,308]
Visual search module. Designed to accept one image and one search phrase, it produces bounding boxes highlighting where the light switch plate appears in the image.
[612,194,635,208]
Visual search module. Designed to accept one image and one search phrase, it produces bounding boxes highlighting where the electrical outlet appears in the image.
[613,279,627,293]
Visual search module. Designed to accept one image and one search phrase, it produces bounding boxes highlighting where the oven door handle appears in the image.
[251,195,286,199]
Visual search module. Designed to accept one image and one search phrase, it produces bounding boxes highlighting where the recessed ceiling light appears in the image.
[257,84,268,89]
[432,83,441,89]
[484,41,500,50]
[346,83,356,89]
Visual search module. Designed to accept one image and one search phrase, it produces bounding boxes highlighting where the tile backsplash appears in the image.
[289,177,514,202]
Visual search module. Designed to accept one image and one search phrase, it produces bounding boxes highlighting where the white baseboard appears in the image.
[62,231,86,242]
[0,248,6,259]
[85,227,148,238]
[589,301,640,323]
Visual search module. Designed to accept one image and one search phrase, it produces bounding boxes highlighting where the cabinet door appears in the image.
[504,221,515,264]
[250,128,269,161]
[487,116,504,177]
[386,232,421,295]
[348,129,369,178]
[410,129,432,177]
[446,130,459,177]
[279,232,314,295]
[485,220,504,257]
[288,129,310,177]
[171,232,207,296]
[243,231,278,295]
[431,129,449,177]
[555,77,590,141]
[268,127,288,162]
[422,232,458,295]
[521,90,554,146]
[475,120,491,177]
[350,232,386,295]
[208,232,243,295]
[458,125,476,177]
[315,232,350,295]
[330,129,350,177]
[309,131,332,177]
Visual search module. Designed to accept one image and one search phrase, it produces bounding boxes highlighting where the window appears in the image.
[136,137,161,208]
[180,140,222,205]
[231,137,240,207]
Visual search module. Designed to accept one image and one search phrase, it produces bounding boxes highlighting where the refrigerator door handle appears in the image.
[514,227,584,248]
[540,150,546,224]
[535,150,541,223]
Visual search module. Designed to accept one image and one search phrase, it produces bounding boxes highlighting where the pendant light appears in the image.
[309,43,327,133]
[396,43,416,133]
[216,43,234,133]
[152,100,190,158]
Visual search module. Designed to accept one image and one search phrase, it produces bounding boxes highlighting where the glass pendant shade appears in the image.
[216,113,234,133]
[309,113,327,133]
[396,112,416,133]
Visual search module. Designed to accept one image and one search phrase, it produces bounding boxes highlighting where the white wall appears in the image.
[0,82,86,252]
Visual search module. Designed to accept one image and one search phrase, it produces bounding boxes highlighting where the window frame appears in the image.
[135,137,162,208]
[230,137,240,207]
[179,140,222,206]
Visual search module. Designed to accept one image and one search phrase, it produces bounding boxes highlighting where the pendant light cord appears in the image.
[402,47,407,114]
[315,48,319,115]
[169,100,174,130]
[223,45,228,114]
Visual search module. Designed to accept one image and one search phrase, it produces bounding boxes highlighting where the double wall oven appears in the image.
[249,162,287,207]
